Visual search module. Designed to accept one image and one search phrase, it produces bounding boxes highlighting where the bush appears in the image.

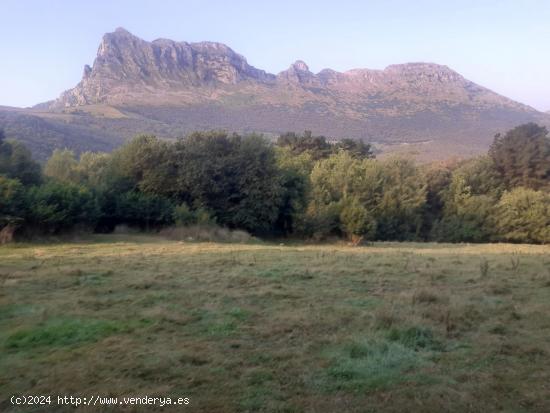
[26,181,100,234]
[112,191,175,231]
[160,225,253,243]
[0,176,26,225]
[173,203,217,227]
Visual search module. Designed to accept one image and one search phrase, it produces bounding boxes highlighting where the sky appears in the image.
[1,0,549,111]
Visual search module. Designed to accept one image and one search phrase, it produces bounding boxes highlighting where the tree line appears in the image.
[1,124,549,243]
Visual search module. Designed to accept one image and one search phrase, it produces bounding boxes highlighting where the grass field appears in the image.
[1,235,550,412]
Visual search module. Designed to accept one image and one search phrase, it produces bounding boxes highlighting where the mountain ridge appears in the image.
[45,27,534,114]
[2,27,548,161]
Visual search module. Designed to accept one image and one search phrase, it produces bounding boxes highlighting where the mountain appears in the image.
[3,28,550,161]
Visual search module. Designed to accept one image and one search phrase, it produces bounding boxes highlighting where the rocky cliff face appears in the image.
[54,28,275,107]
[50,27,528,112]
[29,28,549,161]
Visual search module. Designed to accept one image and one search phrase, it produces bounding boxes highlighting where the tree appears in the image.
[0,138,41,186]
[0,176,26,225]
[339,196,376,243]
[273,147,312,235]
[44,149,79,184]
[494,187,550,244]
[173,131,283,233]
[277,132,375,160]
[489,123,550,190]
[374,158,427,240]
[421,162,454,237]
[430,169,496,242]
[110,135,176,196]
[26,181,100,234]
[113,191,175,231]
[334,138,374,159]
[76,152,111,188]
[430,194,495,242]
[306,152,377,239]
[277,131,333,160]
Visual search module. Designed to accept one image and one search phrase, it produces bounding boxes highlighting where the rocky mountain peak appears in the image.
[278,60,317,85]
[291,60,310,72]
[51,28,277,107]
[384,62,464,82]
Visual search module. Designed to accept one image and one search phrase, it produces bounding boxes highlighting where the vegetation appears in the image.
[1,121,549,411]
[1,123,549,244]
[1,236,549,412]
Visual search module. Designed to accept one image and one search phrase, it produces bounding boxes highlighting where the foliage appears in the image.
[173,203,216,227]
[25,181,100,234]
[431,169,497,242]
[494,187,550,244]
[339,196,376,241]
[0,135,41,185]
[277,131,374,160]
[173,131,283,234]
[277,131,333,160]
[112,191,175,231]
[2,123,548,243]
[110,134,176,196]
[44,148,79,184]
[76,152,111,188]
[333,138,375,159]
[489,123,550,190]
[374,158,426,240]
[0,176,26,226]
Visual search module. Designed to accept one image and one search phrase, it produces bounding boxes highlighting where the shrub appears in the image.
[25,181,100,234]
[160,225,253,243]
[173,203,195,226]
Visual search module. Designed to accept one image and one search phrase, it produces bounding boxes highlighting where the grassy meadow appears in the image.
[1,235,550,412]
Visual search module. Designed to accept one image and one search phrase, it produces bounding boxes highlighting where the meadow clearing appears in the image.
[1,235,549,412]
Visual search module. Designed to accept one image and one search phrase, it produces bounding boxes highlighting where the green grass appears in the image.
[322,337,428,392]
[1,234,549,412]
[5,318,145,350]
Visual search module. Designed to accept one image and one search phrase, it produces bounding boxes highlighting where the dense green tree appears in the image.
[334,138,374,159]
[26,181,100,234]
[0,135,41,185]
[273,147,312,235]
[44,149,79,184]
[0,176,26,226]
[431,169,497,242]
[110,135,176,196]
[373,158,427,240]
[113,191,175,231]
[452,156,504,196]
[494,187,550,244]
[173,131,283,233]
[430,194,495,242]
[339,196,376,242]
[489,123,550,190]
[421,162,454,237]
[76,152,112,188]
[277,131,333,160]
[277,131,374,161]
[306,153,426,240]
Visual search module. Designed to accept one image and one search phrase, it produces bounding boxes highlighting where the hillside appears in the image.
[2,27,550,160]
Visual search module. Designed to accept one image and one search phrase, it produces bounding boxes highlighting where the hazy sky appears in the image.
[1,0,549,111]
